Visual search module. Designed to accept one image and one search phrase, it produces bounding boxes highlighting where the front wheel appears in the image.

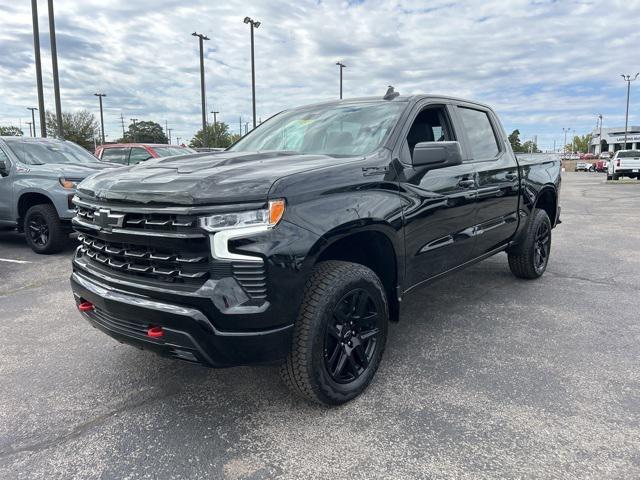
[508,208,552,279]
[24,204,67,254]
[280,261,388,405]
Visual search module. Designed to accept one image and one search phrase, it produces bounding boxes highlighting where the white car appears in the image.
[608,150,640,180]
[576,161,594,172]
[599,152,611,159]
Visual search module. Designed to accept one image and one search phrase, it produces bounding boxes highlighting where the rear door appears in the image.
[454,104,519,256]
[396,101,478,288]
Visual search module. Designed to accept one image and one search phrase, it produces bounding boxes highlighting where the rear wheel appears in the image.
[280,261,388,405]
[508,208,551,279]
[24,204,67,254]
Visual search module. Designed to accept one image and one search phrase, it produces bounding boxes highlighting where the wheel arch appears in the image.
[534,186,558,226]
[17,190,56,222]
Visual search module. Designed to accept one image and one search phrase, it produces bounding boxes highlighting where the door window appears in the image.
[129,147,153,164]
[101,147,130,164]
[402,106,454,162]
[458,107,500,160]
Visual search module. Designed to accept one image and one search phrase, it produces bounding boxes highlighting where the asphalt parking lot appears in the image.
[1,172,639,479]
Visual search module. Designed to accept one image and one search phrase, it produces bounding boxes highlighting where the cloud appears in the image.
[0,0,639,150]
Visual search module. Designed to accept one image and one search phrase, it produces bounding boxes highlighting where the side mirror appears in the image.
[412,141,463,169]
[0,160,9,177]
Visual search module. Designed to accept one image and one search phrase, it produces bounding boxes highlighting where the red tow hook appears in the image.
[78,301,95,312]
[147,326,164,339]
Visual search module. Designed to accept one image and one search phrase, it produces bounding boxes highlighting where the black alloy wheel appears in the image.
[533,220,551,274]
[27,212,49,247]
[324,288,382,384]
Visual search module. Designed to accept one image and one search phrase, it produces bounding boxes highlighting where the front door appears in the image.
[454,105,519,256]
[0,145,14,223]
[396,103,478,289]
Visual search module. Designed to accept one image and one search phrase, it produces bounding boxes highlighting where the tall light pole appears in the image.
[130,118,138,142]
[30,0,46,137]
[571,129,575,153]
[94,93,106,144]
[562,128,569,157]
[48,0,63,138]
[597,114,603,155]
[27,107,38,137]
[244,17,260,130]
[336,61,346,99]
[210,110,219,146]
[621,73,639,150]
[26,122,33,137]
[167,128,173,144]
[192,32,210,146]
[211,111,219,129]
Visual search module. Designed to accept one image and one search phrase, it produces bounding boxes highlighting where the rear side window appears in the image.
[129,147,153,164]
[101,147,130,164]
[458,107,500,160]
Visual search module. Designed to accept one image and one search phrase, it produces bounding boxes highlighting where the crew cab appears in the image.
[0,137,117,253]
[607,150,640,180]
[69,93,561,405]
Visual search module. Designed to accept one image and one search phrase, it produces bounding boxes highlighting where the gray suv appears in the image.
[0,137,118,253]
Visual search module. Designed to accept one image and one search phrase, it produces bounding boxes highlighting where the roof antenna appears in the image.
[383,85,399,100]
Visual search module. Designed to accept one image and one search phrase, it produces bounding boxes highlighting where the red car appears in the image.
[94,143,195,165]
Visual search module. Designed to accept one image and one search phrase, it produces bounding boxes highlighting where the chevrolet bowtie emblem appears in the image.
[93,208,124,230]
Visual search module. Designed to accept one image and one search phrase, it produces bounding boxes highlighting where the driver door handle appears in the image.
[457,179,475,189]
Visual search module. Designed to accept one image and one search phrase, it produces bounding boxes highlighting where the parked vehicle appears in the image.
[576,162,594,172]
[580,153,596,160]
[607,150,640,180]
[0,137,118,253]
[599,152,612,159]
[70,93,561,405]
[94,143,195,165]
[594,159,609,172]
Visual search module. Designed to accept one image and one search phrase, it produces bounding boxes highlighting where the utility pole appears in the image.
[244,17,261,129]
[48,0,63,138]
[27,107,38,137]
[130,118,138,142]
[245,122,249,135]
[26,122,33,137]
[621,74,639,150]
[211,111,218,129]
[167,128,172,144]
[571,129,575,153]
[239,116,242,137]
[165,120,169,143]
[94,93,106,144]
[120,113,126,138]
[30,0,46,137]
[176,136,181,146]
[336,61,346,99]
[562,128,569,157]
[597,114,603,155]
[192,32,210,146]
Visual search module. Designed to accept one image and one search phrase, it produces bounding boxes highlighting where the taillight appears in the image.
[616,159,620,167]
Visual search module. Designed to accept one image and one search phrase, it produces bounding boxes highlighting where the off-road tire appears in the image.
[24,204,67,254]
[280,261,389,405]
[508,208,552,279]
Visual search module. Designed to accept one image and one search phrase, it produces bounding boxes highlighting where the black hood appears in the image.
[77,151,353,205]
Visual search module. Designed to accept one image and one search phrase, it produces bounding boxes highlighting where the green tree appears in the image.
[566,133,592,153]
[46,110,98,150]
[0,125,24,136]
[521,140,541,153]
[190,122,234,148]
[120,120,168,144]
[508,129,522,152]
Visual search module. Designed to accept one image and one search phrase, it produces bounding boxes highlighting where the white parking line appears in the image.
[0,258,32,264]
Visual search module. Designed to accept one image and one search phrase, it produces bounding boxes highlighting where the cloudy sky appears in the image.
[1,0,639,149]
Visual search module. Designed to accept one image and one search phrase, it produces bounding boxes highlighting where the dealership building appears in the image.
[589,126,640,154]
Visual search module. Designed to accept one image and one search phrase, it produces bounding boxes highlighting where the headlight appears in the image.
[199,199,285,232]
[59,177,78,189]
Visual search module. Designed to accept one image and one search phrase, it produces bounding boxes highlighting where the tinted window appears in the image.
[101,147,130,164]
[129,147,153,164]
[618,150,640,158]
[5,139,99,165]
[405,107,453,158]
[458,107,500,159]
[152,146,190,158]
[230,102,406,157]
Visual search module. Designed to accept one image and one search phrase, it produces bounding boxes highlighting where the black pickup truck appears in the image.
[70,92,561,405]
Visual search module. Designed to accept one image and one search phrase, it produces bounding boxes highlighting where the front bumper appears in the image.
[70,269,293,367]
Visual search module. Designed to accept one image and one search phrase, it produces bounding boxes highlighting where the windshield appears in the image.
[152,146,194,157]
[6,139,99,165]
[618,150,640,158]
[230,102,406,156]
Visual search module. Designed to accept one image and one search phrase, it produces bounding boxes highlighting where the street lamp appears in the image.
[48,0,63,138]
[30,0,46,137]
[192,32,210,146]
[336,61,346,99]
[597,114,603,155]
[244,17,260,130]
[210,110,219,147]
[27,107,38,137]
[26,122,33,137]
[94,93,106,144]
[621,73,639,150]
